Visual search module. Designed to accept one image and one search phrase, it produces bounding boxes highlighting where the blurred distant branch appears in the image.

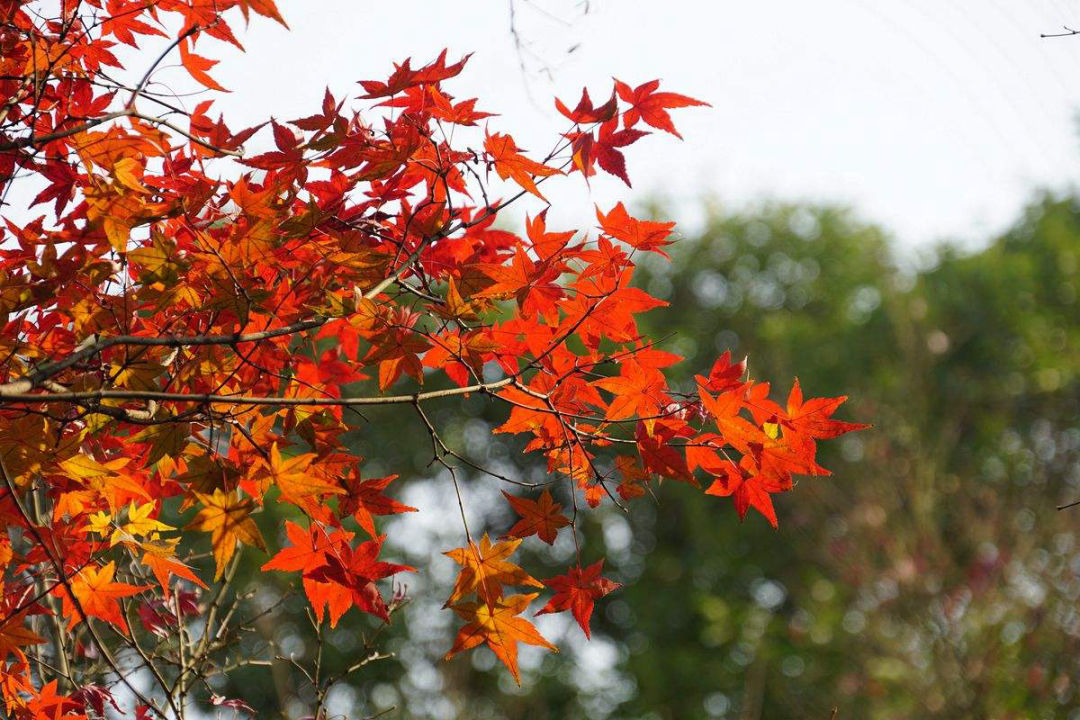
[506,0,590,82]
[1056,498,1080,510]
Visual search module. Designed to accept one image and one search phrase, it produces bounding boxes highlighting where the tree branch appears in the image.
[0,319,328,395]
[0,110,133,151]
[0,377,513,409]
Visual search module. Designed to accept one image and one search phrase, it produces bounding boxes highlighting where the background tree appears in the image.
[569,197,1079,719]
[0,2,861,719]
[335,197,1079,719]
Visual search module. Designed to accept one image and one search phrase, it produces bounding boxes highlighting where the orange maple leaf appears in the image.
[446,593,556,685]
[264,443,345,507]
[184,489,267,579]
[139,538,208,600]
[61,562,148,633]
[484,132,562,201]
[0,588,45,660]
[25,679,84,719]
[235,0,288,26]
[444,535,542,606]
[595,359,670,425]
[697,383,764,453]
[179,37,227,92]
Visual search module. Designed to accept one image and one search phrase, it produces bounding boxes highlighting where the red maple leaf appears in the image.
[536,560,620,639]
[338,473,417,537]
[359,49,471,98]
[303,538,414,622]
[636,419,695,485]
[502,489,571,545]
[704,452,792,529]
[781,379,870,455]
[698,351,748,394]
[597,202,676,256]
[555,87,618,124]
[615,79,709,139]
[262,521,357,627]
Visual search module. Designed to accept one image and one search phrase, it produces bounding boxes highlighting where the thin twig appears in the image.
[1041,25,1080,38]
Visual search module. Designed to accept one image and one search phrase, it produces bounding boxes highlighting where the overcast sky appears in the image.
[203,0,1080,250]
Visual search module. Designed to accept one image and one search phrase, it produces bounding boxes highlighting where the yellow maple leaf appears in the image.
[443,534,542,606]
[87,511,112,536]
[184,489,267,579]
[110,501,173,545]
[58,453,129,480]
[265,443,345,506]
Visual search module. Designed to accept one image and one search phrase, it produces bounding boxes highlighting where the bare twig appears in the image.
[1041,25,1080,38]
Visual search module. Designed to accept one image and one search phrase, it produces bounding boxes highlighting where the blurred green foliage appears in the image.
[221,194,1080,720]
[610,194,1080,720]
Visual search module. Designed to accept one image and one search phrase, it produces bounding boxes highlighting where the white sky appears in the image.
[202,0,1080,251]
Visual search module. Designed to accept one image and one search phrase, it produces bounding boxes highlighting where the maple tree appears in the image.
[0,1,865,717]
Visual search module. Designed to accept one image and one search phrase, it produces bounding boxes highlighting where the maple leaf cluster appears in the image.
[0,0,865,715]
